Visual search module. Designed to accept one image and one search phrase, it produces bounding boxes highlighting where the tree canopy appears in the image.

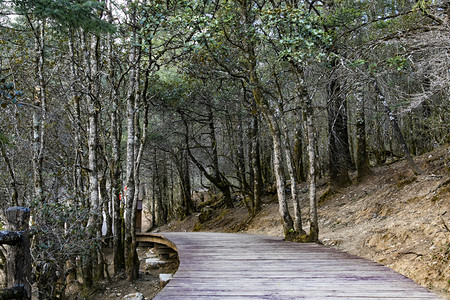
[0,0,448,297]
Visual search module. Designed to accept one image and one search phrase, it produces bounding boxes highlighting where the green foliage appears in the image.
[261,6,331,64]
[30,198,93,297]
[412,0,432,12]
[350,59,367,67]
[324,5,364,29]
[0,78,23,108]
[386,55,408,71]
[148,72,197,108]
[30,199,93,256]
[12,0,114,33]
[0,131,10,145]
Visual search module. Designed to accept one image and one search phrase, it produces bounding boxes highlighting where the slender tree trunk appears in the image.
[67,31,81,287]
[240,5,294,233]
[181,110,234,209]
[32,21,46,204]
[292,66,319,242]
[176,149,194,217]
[124,97,136,280]
[151,169,156,229]
[281,118,305,235]
[184,150,195,214]
[355,83,371,181]
[154,150,163,226]
[305,98,319,242]
[374,97,387,165]
[267,113,295,236]
[250,115,263,215]
[129,81,148,279]
[236,116,251,212]
[327,66,351,189]
[124,71,137,281]
[374,80,423,175]
[84,33,101,285]
[160,156,169,224]
[293,119,306,182]
[106,0,125,273]
[124,1,141,280]
[110,75,124,272]
[0,141,19,206]
[208,103,234,209]
[68,34,84,205]
[248,59,294,237]
[100,174,113,247]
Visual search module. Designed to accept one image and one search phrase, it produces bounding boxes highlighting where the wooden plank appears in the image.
[136,233,177,251]
[135,232,442,300]
[152,297,432,300]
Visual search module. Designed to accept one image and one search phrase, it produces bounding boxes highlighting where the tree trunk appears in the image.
[293,66,319,242]
[181,111,234,209]
[176,149,195,217]
[0,141,19,206]
[85,33,101,285]
[68,34,84,206]
[106,1,125,273]
[327,68,351,189]
[305,98,319,242]
[123,2,141,280]
[236,116,251,212]
[267,113,295,237]
[124,79,137,281]
[32,21,46,204]
[355,83,372,181]
[183,150,195,214]
[281,117,305,235]
[248,56,294,237]
[293,120,306,182]
[208,104,234,209]
[101,175,113,247]
[5,207,31,299]
[154,150,168,226]
[151,170,156,229]
[374,80,423,175]
[250,115,263,215]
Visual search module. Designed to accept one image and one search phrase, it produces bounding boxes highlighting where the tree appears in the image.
[180,95,235,209]
[327,60,352,188]
[1,0,449,297]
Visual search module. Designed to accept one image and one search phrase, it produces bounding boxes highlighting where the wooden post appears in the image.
[4,207,31,299]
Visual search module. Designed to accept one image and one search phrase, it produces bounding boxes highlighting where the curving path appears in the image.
[137,232,441,300]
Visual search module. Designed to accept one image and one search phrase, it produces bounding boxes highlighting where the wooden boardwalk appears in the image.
[137,232,441,299]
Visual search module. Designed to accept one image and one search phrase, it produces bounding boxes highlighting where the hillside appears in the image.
[157,146,450,299]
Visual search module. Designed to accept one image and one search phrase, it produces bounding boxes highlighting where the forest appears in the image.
[0,0,449,298]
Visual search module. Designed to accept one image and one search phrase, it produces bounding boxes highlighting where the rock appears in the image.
[123,292,144,300]
[159,273,173,286]
[145,249,155,258]
[145,257,167,267]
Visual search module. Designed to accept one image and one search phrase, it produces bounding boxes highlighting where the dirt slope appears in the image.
[159,146,450,299]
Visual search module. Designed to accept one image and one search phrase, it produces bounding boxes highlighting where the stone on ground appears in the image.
[123,292,144,300]
[159,273,173,286]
